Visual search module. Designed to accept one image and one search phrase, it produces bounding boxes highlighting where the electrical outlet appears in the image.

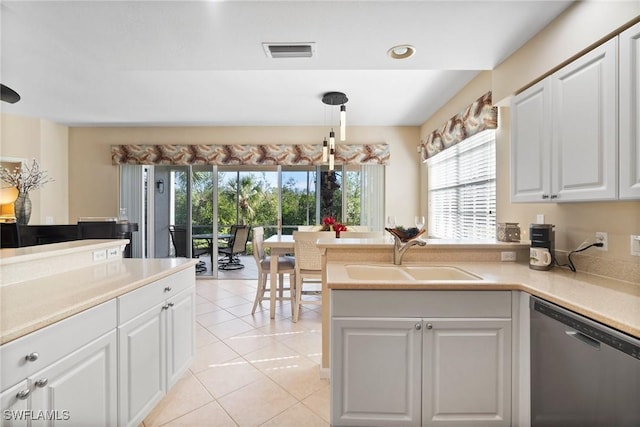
[92,249,107,262]
[501,251,517,262]
[595,232,608,251]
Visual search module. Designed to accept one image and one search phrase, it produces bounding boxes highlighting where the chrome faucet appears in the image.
[391,235,426,265]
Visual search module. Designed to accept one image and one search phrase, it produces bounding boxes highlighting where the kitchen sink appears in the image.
[402,266,481,281]
[344,264,480,282]
[345,265,413,281]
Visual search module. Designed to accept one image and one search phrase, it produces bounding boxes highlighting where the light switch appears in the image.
[631,235,640,257]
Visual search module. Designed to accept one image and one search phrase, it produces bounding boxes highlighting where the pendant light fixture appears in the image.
[322,137,328,162]
[322,91,348,170]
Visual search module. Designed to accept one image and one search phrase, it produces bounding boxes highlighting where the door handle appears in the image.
[565,330,600,349]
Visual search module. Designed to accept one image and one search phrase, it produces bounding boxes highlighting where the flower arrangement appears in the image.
[0,158,53,193]
[322,216,348,235]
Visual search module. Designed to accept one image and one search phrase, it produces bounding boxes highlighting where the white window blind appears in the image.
[427,130,496,239]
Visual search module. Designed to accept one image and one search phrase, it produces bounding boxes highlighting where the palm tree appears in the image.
[224,173,265,225]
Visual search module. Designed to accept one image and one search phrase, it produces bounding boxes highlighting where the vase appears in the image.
[335,230,341,238]
[14,191,31,225]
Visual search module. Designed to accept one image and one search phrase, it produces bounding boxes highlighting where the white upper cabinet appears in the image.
[551,37,618,202]
[620,21,640,199]
[511,37,619,202]
[510,79,552,202]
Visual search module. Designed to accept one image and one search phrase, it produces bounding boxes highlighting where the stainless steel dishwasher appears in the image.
[530,296,640,427]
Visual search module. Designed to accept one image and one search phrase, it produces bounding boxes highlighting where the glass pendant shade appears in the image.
[322,138,328,162]
[340,105,346,141]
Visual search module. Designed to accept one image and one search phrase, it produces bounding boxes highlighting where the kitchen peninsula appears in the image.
[0,240,197,427]
[318,237,640,426]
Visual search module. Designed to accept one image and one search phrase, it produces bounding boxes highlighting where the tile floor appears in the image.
[142,277,329,427]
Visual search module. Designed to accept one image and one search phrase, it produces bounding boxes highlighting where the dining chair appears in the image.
[218,224,251,270]
[292,231,328,322]
[251,226,296,315]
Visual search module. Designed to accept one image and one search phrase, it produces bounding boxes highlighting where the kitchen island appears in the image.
[0,240,198,427]
[319,237,640,427]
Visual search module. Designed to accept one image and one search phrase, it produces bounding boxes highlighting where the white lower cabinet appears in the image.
[1,381,29,427]
[165,288,197,390]
[118,282,196,427]
[29,330,118,427]
[331,290,512,427]
[0,266,196,427]
[332,317,422,426]
[0,330,117,427]
[422,319,511,426]
[0,300,117,427]
[118,302,166,427]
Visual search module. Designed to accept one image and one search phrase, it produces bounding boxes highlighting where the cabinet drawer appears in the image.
[331,290,512,318]
[0,299,117,391]
[118,268,194,325]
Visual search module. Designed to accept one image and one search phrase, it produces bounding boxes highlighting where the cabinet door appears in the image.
[1,381,29,427]
[166,287,195,389]
[510,78,552,202]
[620,22,640,199]
[422,319,511,427]
[331,317,422,427]
[551,37,618,201]
[118,303,166,427]
[29,330,117,427]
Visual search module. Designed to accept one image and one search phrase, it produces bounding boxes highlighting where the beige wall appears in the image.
[420,7,640,263]
[493,1,640,105]
[0,114,69,224]
[69,125,420,226]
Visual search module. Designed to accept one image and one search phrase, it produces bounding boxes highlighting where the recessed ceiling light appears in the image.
[388,44,416,60]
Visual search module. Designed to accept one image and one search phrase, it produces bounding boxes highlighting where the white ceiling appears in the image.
[0,0,573,127]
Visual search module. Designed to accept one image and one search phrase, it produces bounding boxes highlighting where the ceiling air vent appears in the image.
[263,42,315,58]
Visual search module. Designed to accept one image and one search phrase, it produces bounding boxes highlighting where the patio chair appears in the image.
[169,225,209,273]
[218,224,251,270]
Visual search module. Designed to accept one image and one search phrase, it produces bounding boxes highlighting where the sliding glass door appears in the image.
[121,163,384,279]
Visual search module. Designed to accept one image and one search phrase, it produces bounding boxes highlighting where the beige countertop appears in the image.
[0,258,197,345]
[327,261,640,339]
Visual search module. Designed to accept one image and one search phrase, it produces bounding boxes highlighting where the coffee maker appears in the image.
[530,224,555,270]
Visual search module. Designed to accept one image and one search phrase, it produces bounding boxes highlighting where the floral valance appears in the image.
[420,91,497,161]
[111,143,390,166]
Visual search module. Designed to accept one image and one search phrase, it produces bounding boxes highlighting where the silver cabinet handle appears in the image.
[34,378,48,388]
[164,286,172,292]
[162,304,169,310]
[16,389,30,400]
[167,302,174,308]
[426,323,433,330]
[414,323,421,330]
[550,194,558,199]
[541,194,550,199]
[25,352,39,362]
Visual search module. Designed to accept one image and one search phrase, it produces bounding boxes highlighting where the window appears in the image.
[427,130,496,239]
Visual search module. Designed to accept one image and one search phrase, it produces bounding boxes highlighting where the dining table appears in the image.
[262,234,295,318]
